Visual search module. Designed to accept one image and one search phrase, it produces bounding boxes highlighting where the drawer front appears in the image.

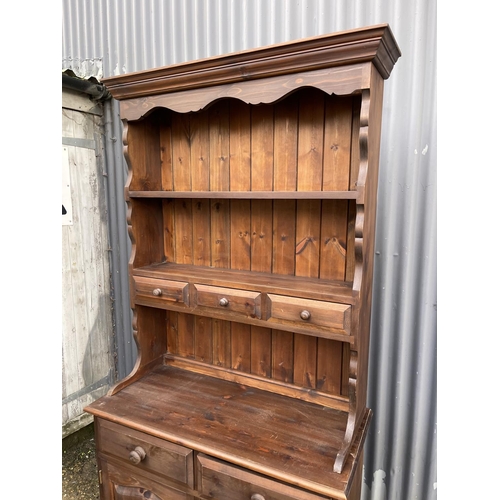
[100,457,195,500]
[267,294,351,334]
[97,419,194,488]
[197,455,328,500]
[193,284,262,320]
[134,276,189,308]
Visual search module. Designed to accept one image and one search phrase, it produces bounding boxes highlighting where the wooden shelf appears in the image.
[86,364,371,499]
[134,262,356,305]
[127,190,359,200]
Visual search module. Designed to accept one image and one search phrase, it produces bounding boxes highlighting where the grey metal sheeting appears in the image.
[62,1,437,498]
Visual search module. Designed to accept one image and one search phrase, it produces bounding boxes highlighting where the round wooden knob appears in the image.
[219,297,229,307]
[300,310,311,320]
[129,446,146,464]
[251,495,265,500]
[152,288,162,296]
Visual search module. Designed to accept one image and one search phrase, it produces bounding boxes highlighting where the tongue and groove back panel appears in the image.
[126,88,361,399]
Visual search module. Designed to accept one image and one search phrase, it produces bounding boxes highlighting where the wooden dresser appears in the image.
[85,24,401,500]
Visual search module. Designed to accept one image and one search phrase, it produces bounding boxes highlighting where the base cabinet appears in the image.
[95,417,333,500]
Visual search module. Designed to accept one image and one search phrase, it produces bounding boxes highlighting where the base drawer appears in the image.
[100,457,195,500]
[96,419,194,488]
[197,455,329,500]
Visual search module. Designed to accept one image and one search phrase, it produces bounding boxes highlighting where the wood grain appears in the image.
[87,365,372,498]
[92,24,400,499]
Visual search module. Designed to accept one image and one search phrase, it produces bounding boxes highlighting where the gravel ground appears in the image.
[62,425,100,499]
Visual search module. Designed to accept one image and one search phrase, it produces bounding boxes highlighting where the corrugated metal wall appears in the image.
[62,1,437,499]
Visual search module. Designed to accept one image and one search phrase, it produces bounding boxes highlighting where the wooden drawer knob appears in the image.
[300,310,311,320]
[219,297,229,307]
[152,288,162,296]
[129,446,146,464]
[251,495,265,500]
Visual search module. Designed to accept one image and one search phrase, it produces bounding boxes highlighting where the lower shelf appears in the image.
[85,364,371,499]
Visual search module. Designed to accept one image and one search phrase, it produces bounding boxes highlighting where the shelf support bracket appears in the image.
[334,351,359,473]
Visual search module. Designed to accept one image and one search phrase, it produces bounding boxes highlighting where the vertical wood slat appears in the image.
[293,89,324,390]
[229,102,252,372]
[210,101,230,191]
[271,95,298,383]
[172,113,192,191]
[174,200,193,264]
[193,200,211,265]
[159,116,173,191]
[177,312,195,359]
[194,198,213,363]
[127,119,162,191]
[190,110,210,192]
[274,94,298,192]
[130,199,165,268]
[194,315,213,364]
[317,95,354,396]
[173,116,194,358]
[251,104,274,191]
[317,94,355,395]
[250,199,273,379]
[295,200,321,279]
[229,100,251,191]
[213,319,231,368]
[297,89,325,191]
[293,333,317,389]
[170,113,195,358]
[322,96,353,191]
[181,103,217,368]
[272,200,296,275]
[230,200,251,372]
[317,337,343,394]
[166,309,178,356]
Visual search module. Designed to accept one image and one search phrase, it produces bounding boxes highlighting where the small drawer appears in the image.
[97,419,194,488]
[197,455,328,500]
[193,284,262,320]
[134,276,189,308]
[101,457,195,500]
[267,294,351,335]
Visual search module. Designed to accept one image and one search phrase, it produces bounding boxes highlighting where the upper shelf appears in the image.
[127,190,359,200]
[102,24,401,101]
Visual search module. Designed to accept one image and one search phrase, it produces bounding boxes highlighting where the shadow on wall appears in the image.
[82,291,115,390]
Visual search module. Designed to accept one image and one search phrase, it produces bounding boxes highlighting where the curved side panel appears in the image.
[352,89,370,296]
[334,351,358,473]
[107,119,167,395]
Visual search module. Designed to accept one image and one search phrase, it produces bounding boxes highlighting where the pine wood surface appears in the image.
[86,365,371,498]
[133,262,354,303]
[101,24,400,100]
[86,24,401,500]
